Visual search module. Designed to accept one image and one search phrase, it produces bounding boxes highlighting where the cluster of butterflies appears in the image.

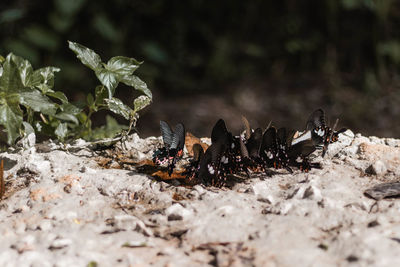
[152,109,347,187]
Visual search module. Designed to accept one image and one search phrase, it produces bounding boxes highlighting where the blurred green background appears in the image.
[1,0,400,137]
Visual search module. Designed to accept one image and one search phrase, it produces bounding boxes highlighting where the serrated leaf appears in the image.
[19,90,57,115]
[106,56,141,77]
[105,97,132,120]
[0,53,24,94]
[0,102,23,144]
[68,41,102,71]
[134,95,151,112]
[55,122,68,141]
[120,75,152,98]
[95,69,118,98]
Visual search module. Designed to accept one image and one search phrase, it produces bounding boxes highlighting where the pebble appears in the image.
[365,160,387,176]
[165,203,192,221]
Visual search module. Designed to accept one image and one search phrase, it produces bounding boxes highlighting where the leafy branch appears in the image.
[68,41,152,139]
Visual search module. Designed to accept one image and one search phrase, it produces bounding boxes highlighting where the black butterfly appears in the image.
[182,143,204,184]
[153,120,185,175]
[259,126,318,172]
[259,126,278,168]
[238,127,264,173]
[197,119,242,187]
[305,109,346,156]
[287,139,320,171]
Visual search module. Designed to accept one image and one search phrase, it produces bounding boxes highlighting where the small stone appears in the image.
[49,238,72,250]
[165,203,192,221]
[167,214,183,221]
[365,160,387,175]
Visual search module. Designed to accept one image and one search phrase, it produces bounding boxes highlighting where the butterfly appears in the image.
[182,143,205,185]
[260,126,318,172]
[152,120,185,175]
[238,127,264,173]
[306,109,347,156]
[292,109,346,157]
[196,119,243,187]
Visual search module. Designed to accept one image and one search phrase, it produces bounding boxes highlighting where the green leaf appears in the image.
[133,95,151,112]
[68,41,102,71]
[0,53,24,94]
[19,90,57,116]
[105,97,132,120]
[106,56,141,77]
[55,102,81,124]
[32,66,60,90]
[10,54,33,87]
[87,93,94,106]
[22,121,35,136]
[0,102,23,144]
[46,91,68,103]
[55,122,68,141]
[94,85,108,107]
[120,75,152,98]
[95,69,118,98]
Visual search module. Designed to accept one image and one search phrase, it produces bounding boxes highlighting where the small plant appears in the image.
[0,41,152,146]
[68,41,152,140]
[0,53,80,144]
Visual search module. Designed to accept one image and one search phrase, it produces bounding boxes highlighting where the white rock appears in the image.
[50,238,72,249]
[165,203,193,220]
[366,160,387,175]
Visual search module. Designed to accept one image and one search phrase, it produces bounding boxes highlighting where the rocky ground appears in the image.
[1,130,400,267]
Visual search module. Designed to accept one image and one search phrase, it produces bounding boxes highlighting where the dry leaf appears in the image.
[185,132,209,156]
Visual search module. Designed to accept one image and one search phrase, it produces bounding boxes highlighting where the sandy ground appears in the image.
[1,131,400,267]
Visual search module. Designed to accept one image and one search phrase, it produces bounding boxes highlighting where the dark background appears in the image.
[1,0,400,138]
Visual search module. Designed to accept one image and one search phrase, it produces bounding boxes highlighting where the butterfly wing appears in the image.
[240,138,249,158]
[306,109,326,131]
[198,141,224,185]
[246,127,262,157]
[288,139,316,159]
[171,123,185,150]
[211,119,228,144]
[192,143,204,163]
[160,120,173,148]
[260,126,277,165]
[241,115,252,140]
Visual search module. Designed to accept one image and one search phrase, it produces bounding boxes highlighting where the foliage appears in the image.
[68,41,151,140]
[1,0,399,95]
[0,53,79,144]
[0,41,151,146]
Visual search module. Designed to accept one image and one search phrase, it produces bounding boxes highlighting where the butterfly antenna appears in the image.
[265,120,272,131]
